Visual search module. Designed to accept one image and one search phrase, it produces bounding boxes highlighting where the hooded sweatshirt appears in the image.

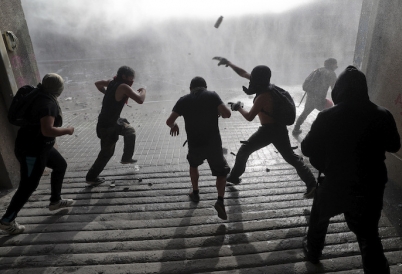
[301,66,400,198]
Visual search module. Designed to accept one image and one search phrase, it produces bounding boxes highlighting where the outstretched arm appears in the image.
[214,57,250,79]
[166,111,180,136]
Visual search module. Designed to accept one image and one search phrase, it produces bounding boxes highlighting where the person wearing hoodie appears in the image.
[0,73,75,235]
[301,66,400,273]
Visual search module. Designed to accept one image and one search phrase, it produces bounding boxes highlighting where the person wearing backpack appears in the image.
[0,73,75,235]
[85,66,146,185]
[301,66,400,272]
[292,58,338,135]
[214,58,316,199]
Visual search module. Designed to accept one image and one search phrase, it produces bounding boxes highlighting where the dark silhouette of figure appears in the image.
[166,76,231,220]
[301,66,400,273]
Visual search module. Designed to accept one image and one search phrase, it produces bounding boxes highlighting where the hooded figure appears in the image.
[300,66,400,271]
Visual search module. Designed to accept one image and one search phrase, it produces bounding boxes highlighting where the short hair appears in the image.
[117,66,135,79]
[250,65,271,86]
[324,58,337,69]
[190,76,207,89]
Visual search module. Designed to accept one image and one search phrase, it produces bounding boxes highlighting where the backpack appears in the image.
[302,69,322,93]
[8,85,41,126]
[269,85,296,126]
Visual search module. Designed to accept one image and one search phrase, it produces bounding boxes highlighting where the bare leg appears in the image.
[190,167,199,191]
[216,175,226,198]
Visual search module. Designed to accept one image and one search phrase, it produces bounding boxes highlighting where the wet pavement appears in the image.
[0,86,401,273]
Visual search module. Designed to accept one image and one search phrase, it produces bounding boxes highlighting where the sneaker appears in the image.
[120,159,137,164]
[292,128,302,135]
[214,200,227,220]
[189,192,200,202]
[49,199,74,211]
[302,237,321,264]
[226,175,241,185]
[86,177,106,186]
[0,220,25,235]
[303,185,316,199]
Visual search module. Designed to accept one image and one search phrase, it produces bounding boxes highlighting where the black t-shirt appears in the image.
[173,89,223,147]
[98,80,126,128]
[15,94,62,154]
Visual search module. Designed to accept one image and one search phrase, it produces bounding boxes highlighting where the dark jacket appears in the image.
[301,66,400,215]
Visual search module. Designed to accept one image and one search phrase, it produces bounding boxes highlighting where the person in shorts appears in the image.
[166,76,231,220]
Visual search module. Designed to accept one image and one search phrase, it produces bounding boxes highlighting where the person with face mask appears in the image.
[86,66,146,185]
[0,73,75,235]
[214,58,317,199]
[301,66,400,272]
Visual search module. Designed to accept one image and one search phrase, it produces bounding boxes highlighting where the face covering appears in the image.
[113,76,134,87]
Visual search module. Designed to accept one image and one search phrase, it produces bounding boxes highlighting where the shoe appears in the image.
[214,200,227,220]
[49,199,74,211]
[292,128,302,135]
[120,159,137,164]
[189,192,200,202]
[86,177,106,186]
[226,175,241,185]
[0,220,25,235]
[302,237,321,264]
[303,184,316,199]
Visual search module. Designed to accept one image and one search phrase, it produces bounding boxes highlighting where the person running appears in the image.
[214,57,316,198]
[292,58,338,135]
[301,66,400,272]
[0,73,75,235]
[166,76,231,220]
[86,66,146,185]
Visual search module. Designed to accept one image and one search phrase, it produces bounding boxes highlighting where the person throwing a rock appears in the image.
[86,66,146,185]
[214,57,316,198]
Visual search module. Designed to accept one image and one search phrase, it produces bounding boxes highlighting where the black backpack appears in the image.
[8,85,41,126]
[269,85,296,126]
[302,69,322,93]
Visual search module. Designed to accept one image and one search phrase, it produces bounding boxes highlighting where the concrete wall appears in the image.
[0,0,40,188]
[354,0,402,187]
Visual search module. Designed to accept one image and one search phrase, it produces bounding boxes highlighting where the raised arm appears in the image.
[213,57,250,80]
[95,79,111,94]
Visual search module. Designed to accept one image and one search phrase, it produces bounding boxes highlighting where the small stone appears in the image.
[148,183,152,186]
[110,183,115,188]
[138,178,142,182]
[123,187,129,191]
[266,168,270,172]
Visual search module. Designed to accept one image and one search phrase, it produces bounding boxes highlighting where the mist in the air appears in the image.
[21,0,363,101]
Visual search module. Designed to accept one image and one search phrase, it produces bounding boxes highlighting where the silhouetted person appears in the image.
[293,58,338,135]
[215,57,316,199]
[301,66,400,273]
[0,73,75,235]
[166,77,231,220]
[86,66,146,185]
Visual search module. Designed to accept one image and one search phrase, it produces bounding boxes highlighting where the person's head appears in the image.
[331,65,369,105]
[41,73,64,97]
[244,65,271,95]
[190,76,207,91]
[324,58,338,71]
[116,66,135,86]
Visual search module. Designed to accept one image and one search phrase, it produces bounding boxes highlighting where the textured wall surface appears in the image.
[355,0,402,186]
[0,0,40,188]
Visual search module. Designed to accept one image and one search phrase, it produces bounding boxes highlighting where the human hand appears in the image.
[67,126,75,135]
[212,57,230,67]
[228,101,243,111]
[170,124,179,136]
[138,88,146,93]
